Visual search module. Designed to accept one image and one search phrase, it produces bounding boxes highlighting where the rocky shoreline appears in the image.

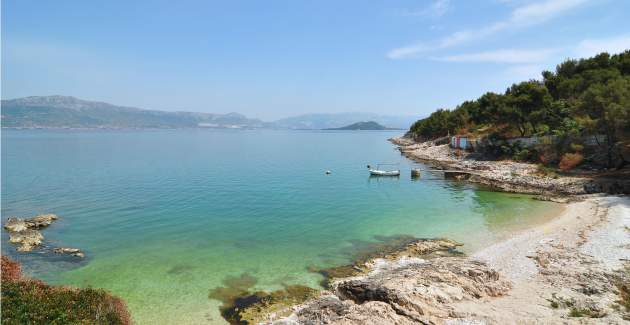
[389,137,630,196]
[248,196,629,324]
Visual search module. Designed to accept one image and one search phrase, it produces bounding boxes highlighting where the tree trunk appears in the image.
[606,130,616,168]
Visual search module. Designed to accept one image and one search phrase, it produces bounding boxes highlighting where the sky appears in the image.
[2,0,630,120]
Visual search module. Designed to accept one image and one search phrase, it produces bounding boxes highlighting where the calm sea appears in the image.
[1,129,560,324]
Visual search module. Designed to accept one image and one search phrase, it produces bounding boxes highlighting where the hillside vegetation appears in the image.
[408,51,630,168]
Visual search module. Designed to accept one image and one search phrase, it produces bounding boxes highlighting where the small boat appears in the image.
[367,164,400,176]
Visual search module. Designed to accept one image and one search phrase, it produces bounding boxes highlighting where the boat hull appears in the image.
[369,169,400,176]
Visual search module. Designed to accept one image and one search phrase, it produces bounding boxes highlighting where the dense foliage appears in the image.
[408,51,630,167]
[1,256,131,325]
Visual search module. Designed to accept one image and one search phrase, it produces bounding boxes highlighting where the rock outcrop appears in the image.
[7,229,44,252]
[271,258,511,325]
[4,214,58,252]
[24,214,59,228]
[3,214,84,257]
[207,238,507,325]
[208,238,480,325]
[53,247,85,258]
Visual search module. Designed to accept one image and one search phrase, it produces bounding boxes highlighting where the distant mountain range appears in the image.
[324,121,400,130]
[0,96,267,129]
[1,96,419,130]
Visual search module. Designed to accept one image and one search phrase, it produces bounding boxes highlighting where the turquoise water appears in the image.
[1,129,560,324]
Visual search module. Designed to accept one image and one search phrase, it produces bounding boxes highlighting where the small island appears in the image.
[324,121,400,130]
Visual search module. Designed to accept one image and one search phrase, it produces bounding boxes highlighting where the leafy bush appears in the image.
[1,256,131,325]
[559,153,584,171]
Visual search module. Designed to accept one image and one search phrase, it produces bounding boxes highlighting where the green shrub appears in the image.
[1,256,131,325]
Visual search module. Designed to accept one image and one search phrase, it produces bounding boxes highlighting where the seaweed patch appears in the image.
[209,274,318,324]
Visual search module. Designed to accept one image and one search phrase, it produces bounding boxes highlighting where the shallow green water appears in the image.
[1,129,560,324]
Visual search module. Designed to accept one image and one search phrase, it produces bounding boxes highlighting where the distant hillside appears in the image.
[272,112,418,130]
[324,121,399,130]
[1,96,266,129]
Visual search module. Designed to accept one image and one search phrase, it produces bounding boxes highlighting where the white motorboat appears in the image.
[367,164,400,176]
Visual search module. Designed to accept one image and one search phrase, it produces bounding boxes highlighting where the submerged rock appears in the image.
[230,285,320,324]
[53,247,85,258]
[209,273,320,325]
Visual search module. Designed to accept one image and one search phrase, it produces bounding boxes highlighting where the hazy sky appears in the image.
[2,0,630,120]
